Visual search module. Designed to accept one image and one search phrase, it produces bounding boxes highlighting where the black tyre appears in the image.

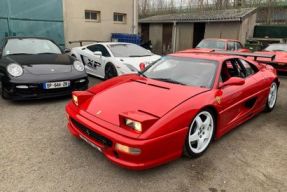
[184,109,215,158]
[105,63,118,80]
[264,82,278,112]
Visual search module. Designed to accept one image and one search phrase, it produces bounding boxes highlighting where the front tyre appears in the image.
[0,81,6,100]
[265,82,278,112]
[105,63,118,80]
[184,110,215,158]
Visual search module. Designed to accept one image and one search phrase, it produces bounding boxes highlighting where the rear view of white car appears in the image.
[71,42,161,79]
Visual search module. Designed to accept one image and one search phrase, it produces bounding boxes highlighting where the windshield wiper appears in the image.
[129,55,152,57]
[138,71,147,77]
[36,52,57,55]
[153,78,186,85]
[6,53,33,56]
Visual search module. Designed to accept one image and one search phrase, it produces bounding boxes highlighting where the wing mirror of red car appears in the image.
[238,48,251,53]
[219,77,245,89]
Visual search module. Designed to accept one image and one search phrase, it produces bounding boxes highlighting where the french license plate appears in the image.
[80,135,102,152]
[43,81,70,89]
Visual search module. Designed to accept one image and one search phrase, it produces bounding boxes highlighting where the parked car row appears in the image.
[0,36,282,170]
[0,37,160,100]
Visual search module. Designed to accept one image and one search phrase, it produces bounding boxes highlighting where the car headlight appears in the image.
[7,63,23,77]
[73,61,85,72]
[125,119,142,132]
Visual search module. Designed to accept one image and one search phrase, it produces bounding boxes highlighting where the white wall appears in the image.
[63,0,138,47]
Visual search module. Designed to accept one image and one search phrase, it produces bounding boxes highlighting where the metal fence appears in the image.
[0,0,65,46]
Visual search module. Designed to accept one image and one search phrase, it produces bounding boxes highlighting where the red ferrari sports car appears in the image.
[189,38,250,53]
[254,44,287,72]
[65,51,279,170]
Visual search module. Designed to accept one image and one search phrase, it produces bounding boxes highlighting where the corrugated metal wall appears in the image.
[0,0,64,46]
[254,25,287,38]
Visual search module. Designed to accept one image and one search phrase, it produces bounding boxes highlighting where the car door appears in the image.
[218,58,261,133]
[239,58,268,109]
[82,44,111,78]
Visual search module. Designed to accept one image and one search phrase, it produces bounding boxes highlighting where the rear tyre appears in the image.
[264,82,278,112]
[105,63,118,80]
[184,110,215,158]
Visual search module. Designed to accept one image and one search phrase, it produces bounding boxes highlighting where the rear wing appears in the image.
[69,40,107,46]
[213,50,276,61]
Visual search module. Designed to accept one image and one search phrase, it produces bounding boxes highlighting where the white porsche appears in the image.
[70,42,161,79]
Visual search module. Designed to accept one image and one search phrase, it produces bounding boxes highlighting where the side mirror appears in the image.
[64,48,71,53]
[139,63,146,71]
[219,77,245,89]
[94,51,102,58]
[238,48,251,53]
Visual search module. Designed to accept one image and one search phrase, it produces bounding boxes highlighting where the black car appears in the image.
[0,37,88,100]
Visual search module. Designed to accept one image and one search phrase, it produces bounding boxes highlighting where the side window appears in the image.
[235,42,242,50]
[86,44,98,52]
[227,42,235,51]
[239,59,257,77]
[221,59,246,82]
[232,59,246,78]
[86,44,110,57]
[96,45,111,57]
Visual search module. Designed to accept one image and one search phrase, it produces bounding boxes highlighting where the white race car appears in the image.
[71,42,161,79]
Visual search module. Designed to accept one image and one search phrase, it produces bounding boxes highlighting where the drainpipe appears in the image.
[132,0,138,34]
[172,21,177,53]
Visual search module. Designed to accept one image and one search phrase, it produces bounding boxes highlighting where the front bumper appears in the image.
[66,103,187,170]
[2,77,89,100]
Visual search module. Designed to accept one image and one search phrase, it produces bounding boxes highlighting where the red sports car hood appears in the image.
[83,78,208,126]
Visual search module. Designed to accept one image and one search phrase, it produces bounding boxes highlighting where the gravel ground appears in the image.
[0,76,286,192]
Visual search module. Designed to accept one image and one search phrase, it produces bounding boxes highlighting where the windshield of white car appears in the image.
[265,44,287,52]
[196,39,225,50]
[3,38,62,56]
[143,56,218,88]
[108,44,152,57]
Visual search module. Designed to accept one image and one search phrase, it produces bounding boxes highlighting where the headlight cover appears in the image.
[73,61,85,72]
[125,119,142,132]
[7,63,23,77]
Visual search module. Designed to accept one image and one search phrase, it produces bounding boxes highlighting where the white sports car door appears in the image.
[81,44,110,78]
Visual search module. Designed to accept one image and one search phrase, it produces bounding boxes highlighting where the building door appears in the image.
[141,24,150,43]
[162,23,173,54]
[193,23,206,47]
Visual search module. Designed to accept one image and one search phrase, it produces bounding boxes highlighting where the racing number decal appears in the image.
[81,55,102,69]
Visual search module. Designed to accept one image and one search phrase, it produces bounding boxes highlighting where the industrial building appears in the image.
[139,8,257,54]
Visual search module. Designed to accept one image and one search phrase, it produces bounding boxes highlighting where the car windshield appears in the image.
[3,38,62,56]
[265,44,287,52]
[196,39,225,50]
[108,43,152,57]
[143,56,218,88]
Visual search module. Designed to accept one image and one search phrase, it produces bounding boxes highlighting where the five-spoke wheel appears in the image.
[184,110,215,158]
[265,82,278,112]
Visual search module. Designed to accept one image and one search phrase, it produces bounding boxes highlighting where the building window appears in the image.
[113,13,127,23]
[85,10,100,22]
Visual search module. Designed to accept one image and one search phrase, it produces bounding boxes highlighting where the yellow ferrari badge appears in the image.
[215,96,221,104]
